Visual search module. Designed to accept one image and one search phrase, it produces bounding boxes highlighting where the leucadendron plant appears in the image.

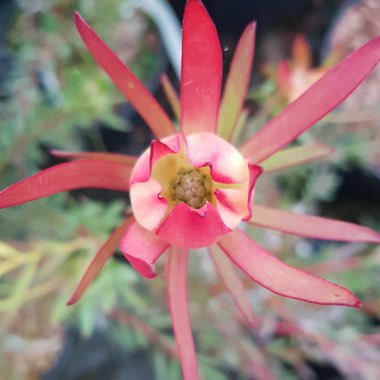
[1,0,380,378]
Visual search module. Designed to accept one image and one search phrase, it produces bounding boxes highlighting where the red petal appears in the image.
[217,23,256,141]
[157,202,230,248]
[0,160,131,208]
[213,164,262,228]
[51,150,137,165]
[67,218,133,305]
[120,220,169,279]
[185,133,248,183]
[74,12,176,139]
[167,247,199,380]
[240,36,380,163]
[218,228,361,307]
[249,205,380,243]
[261,144,334,173]
[209,245,258,327]
[130,179,169,231]
[130,135,180,184]
[180,0,222,135]
[214,188,248,229]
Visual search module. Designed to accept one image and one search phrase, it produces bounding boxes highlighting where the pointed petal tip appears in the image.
[348,226,380,244]
[73,10,82,24]
[247,21,257,31]
[66,296,77,306]
[218,229,363,308]
[330,292,362,309]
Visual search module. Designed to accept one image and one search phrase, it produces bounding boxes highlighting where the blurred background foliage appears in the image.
[0,0,380,379]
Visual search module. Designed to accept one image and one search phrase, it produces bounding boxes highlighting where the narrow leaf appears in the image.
[167,247,199,380]
[249,205,380,243]
[0,160,131,208]
[51,150,137,165]
[180,0,222,135]
[74,12,176,139]
[209,245,258,327]
[240,36,380,163]
[261,144,334,173]
[218,228,361,307]
[217,23,256,141]
[67,218,133,305]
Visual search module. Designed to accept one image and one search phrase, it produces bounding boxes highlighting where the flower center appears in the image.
[171,169,212,209]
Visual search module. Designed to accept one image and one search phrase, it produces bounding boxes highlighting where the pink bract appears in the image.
[129,132,260,248]
[1,1,380,379]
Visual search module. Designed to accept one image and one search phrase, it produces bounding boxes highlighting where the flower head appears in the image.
[276,35,335,103]
[1,0,380,378]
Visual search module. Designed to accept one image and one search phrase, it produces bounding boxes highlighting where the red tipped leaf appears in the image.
[67,218,133,305]
[249,205,380,243]
[240,36,380,163]
[51,150,137,165]
[218,228,361,307]
[74,12,176,139]
[0,160,131,208]
[180,0,222,135]
[167,247,199,380]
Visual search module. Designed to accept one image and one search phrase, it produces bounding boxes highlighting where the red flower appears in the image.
[1,1,380,378]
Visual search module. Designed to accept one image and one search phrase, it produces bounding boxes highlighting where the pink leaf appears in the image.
[74,12,176,139]
[218,228,361,307]
[180,0,222,135]
[157,202,230,248]
[120,220,169,278]
[249,205,380,243]
[0,160,131,208]
[167,247,199,380]
[67,218,133,305]
[217,22,256,141]
[209,245,258,327]
[240,36,380,163]
[51,150,137,165]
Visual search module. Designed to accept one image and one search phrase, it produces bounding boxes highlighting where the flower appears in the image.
[276,35,336,103]
[1,0,380,378]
